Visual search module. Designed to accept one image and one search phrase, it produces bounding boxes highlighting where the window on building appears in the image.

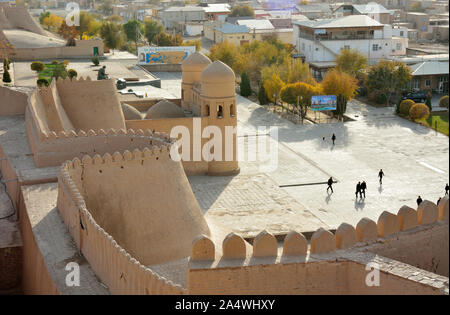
[230,104,235,117]
[400,31,404,36]
[396,43,402,50]
[425,79,431,87]
[205,105,210,117]
[217,105,223,118]
[372,44,379,51]
[344,45,350,50]
[302,43,305,51]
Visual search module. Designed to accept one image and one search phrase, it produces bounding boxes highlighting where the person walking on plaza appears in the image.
[378,169,385,184]
[355,182,361,199]
[331,133,336,145]
[361,181,367,198]
[327,177,334,193]
[437,197,441,206]
[417,196,423,206]
[446,183,449,195]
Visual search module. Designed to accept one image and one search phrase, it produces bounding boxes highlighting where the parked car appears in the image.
[402,91,427,103]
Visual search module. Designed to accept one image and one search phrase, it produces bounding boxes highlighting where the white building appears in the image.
[293,15,408,66]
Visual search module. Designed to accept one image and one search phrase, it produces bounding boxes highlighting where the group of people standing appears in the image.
[354,168,383,199]
[355,181,367,199]
[326,170,448,207]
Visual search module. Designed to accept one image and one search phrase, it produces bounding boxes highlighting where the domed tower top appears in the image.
[181,52,212,72]
[200,60,236,98]
[144,100,185,119]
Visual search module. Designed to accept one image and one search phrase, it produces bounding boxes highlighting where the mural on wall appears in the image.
[137,46,195,65]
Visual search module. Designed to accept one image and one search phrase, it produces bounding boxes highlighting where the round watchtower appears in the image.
[181,52,211,110]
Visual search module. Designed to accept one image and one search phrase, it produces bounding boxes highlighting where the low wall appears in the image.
[140,64,181,72]
[0,86,30,116]
[12,41,104,61]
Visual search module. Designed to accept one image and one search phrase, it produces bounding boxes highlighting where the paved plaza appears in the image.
[196,83,449,237]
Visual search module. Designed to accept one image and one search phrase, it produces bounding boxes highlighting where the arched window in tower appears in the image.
[217,105,223,118]
[230,103,235,117]
[205,105,210,117]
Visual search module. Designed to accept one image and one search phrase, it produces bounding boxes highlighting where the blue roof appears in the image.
[216,23,249,34]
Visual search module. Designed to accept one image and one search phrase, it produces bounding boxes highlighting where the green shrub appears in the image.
[357,86,367,97]
[409,103,430,120]
[51,60,59,65]
[92,57,100,66]
[425,92,432,111]
[399,99,415,116]
[240,71,252,97]
[439,95,449,108]
[2,69,11,83]
[37,78,50,87]
[30,61,45,72]
[68,69,78,79]
[258,84,269,105]
[375,92,387,104]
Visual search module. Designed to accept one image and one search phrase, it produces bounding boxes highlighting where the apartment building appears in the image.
[294,15,407,64]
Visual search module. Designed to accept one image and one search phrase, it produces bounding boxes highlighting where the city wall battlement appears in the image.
[56,148,195,295]
[25,78,177,167]
[187,197,449,294]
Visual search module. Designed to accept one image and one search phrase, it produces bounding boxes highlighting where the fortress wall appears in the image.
[0,7,12,29]
[3,6,46,36]
[126,117,210,175]
[62,148,210,266]
[188,204,449,295]
[188,259,444,295]
[55,78,126,131]
[18,195,59,295]
[26,83,179,168]
[57,152,191,294]
[26,126,173,168]
[28,91,51,135]
[0,144,23,209]
[0,86,29,116]
[37,82,74,132]
[363,202,449,277]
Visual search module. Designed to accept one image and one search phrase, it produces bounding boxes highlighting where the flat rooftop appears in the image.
[2,29,65,49]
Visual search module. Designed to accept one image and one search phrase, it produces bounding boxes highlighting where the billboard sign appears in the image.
[137,46,195,65]
[311,95,337,111]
